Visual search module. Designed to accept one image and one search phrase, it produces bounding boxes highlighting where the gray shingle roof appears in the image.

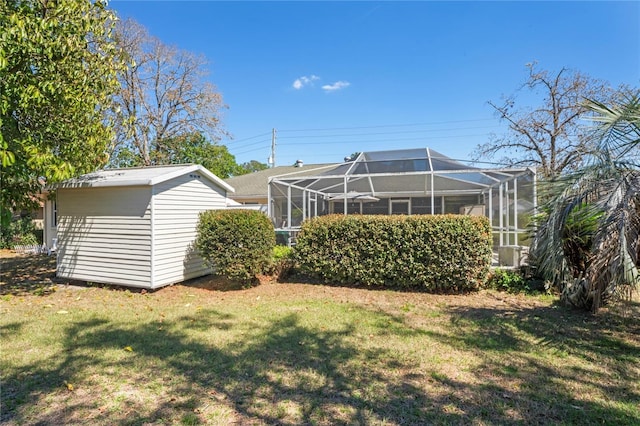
[225,164,336,197]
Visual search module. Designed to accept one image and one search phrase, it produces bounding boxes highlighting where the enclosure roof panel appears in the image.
[357,148,477,173]
[304,148,483,176]
[362,148,427,161]
[269,148,535,195]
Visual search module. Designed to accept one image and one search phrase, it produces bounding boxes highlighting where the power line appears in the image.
[227,138,272,151]
[277,125,501,140]
[230,135,498,157]
[228,119,501,153]
[228,118,506,161]
[225,131,272,146]
[232,143,271,156]
[231,134,488,156]
[277,133,494,146]
[277,118,496,133]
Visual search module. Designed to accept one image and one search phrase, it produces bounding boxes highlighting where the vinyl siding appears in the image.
[152,173,227,288]
[56,186,153,287]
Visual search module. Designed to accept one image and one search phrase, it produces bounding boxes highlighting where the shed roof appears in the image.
[56,164,234,193]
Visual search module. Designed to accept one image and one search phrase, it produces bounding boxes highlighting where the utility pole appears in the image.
[268,128,276,168]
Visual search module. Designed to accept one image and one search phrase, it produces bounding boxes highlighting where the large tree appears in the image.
[476,63,615,178]
[112,132,243,179]
[111,18,227,167]
[0,0,122,223]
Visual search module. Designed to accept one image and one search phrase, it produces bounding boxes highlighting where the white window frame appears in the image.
[389,199,411,215]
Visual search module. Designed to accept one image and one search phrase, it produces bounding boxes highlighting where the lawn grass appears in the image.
[1,254,639,425]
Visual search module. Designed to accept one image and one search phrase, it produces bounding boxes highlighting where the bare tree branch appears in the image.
[110,18,228,166]
[475,63,615,179]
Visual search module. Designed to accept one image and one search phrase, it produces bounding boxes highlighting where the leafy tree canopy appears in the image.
[239,160,269,174]
[0,0,122,224]
[112,132,245,179]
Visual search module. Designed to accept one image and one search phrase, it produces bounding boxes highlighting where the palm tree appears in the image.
[532,91,640,312]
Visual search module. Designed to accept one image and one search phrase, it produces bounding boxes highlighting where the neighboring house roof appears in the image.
[225,164,336,199]
[54,164,235,193]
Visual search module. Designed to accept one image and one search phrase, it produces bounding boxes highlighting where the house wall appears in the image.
[228,196,267,204]
[43,199,57,248]
[151,173,227,288]
[56,186,153,287]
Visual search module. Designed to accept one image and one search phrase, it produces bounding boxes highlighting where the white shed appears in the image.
[54,164,235,289]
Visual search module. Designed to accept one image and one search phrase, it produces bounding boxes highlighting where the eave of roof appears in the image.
[54,164,235,193]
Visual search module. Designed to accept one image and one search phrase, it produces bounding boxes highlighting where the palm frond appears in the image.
[585,170,640,311]
[586,93,640,161]
[533,90,640,311]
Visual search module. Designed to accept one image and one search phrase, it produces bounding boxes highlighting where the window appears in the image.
[390,199,410,215]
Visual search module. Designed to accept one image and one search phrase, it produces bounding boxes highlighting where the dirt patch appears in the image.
[1,253,632,317]
[0,252,552,311]
[0,249,23,259]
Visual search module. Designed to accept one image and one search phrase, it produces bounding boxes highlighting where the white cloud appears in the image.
[322,81,351,92]
[292,75,320,90]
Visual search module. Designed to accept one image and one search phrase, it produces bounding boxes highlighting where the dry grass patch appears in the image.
[1,254,639,425]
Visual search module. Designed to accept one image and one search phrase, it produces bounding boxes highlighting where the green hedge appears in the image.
[196,209,275,284]
[293,214,492,292]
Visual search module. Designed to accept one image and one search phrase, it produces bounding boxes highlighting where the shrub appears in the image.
[273,245,293,262]
[485,268,546,294]
[293,214,492,292]
[1,216,39,249]
[196,209,275,284]
[271,245,295,281]
[485,269,527,293]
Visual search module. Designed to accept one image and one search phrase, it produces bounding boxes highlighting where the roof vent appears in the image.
[294,159,304,167]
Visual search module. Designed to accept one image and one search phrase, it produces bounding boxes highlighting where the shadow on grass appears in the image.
[0,321,25,339]
[2,308,433,424]
[3,294,640,424]
[183,274,250,292]
[281,269,478,294]
[0,255,57,296]
[427,294,640,424]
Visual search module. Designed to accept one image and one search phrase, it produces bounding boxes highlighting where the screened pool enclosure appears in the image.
[268,148,536,250]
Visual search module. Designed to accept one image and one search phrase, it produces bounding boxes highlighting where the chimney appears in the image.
[295,159,304,168]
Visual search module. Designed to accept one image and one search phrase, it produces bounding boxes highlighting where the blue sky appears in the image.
[109,1,639,167]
